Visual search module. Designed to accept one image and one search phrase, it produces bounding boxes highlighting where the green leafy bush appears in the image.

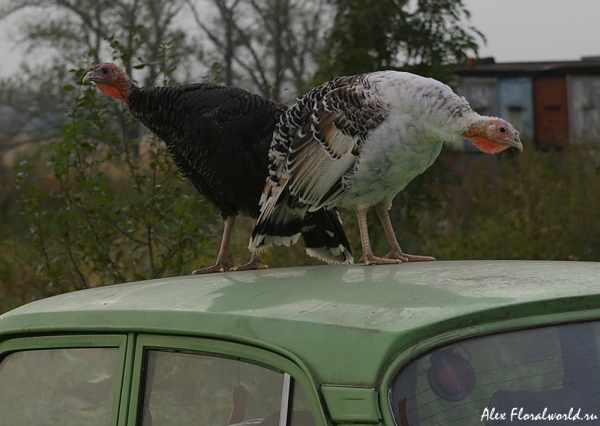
[421,144,600,261]
[10,65,218,295]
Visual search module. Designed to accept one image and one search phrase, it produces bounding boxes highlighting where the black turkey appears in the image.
[83,62,352,273]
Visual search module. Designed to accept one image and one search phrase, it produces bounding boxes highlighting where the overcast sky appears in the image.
[462,0,600,62]
[0,0,598,77]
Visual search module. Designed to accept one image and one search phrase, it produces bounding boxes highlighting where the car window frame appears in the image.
[0,334,129,426]
[380,308,600,426]
[128,334,327,426]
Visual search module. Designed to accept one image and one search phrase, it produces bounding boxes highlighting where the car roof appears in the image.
[2,260,600,386]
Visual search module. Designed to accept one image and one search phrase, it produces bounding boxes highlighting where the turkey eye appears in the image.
[101,68,108,75]
[499,126,506,133]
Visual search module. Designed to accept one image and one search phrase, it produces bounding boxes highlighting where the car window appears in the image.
[390,321,600,425]
[0,348,119,426]
[139,349,316,426]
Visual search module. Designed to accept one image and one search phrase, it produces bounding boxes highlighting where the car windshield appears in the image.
[390,321,600,425]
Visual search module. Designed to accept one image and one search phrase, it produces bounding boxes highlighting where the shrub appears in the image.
[421,144,600,261]
[9,66,219,295]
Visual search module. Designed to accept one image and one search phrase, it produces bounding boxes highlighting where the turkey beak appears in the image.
[82,69,98,84]
[504,134,523,152]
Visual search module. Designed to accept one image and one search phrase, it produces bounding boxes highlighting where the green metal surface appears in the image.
[118,333,136,426]
[2,260,600,390]
[320,386,381,423]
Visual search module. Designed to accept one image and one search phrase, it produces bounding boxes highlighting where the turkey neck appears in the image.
[124,84,195,142]
[374,71,486,142]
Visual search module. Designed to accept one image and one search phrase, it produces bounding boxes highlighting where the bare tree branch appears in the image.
[185,0,270,93]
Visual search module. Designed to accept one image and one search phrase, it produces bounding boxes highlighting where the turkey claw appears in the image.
[361,254,402,266]
[231,260,269,272]
[192,259,234,274]
[384,250,435,262]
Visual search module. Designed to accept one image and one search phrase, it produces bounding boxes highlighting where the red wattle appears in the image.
[96,83,125,101]
[469,136,506,154]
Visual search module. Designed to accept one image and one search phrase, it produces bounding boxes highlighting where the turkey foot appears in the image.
[231,260,268,271]
[384,248,436,262]
[192,259,234,274]
[231,252,268,271]
[361,253,402,266]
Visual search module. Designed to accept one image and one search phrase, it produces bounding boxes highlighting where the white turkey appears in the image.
[249,71,523,265]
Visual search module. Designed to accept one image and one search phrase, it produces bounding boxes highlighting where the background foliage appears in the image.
[0,0,598,313]
[316,0,483,83]
[8,59,218,297]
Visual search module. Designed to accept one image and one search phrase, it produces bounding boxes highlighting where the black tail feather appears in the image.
[250,192,306,249]
[250,198,353,264]
[302,207,353,264]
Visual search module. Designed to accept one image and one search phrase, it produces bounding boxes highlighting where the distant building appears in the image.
[455,56,600,150]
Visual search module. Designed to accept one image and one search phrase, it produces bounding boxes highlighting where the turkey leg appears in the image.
[192,216,268,274]
[357,209,401,266]
[192,216,236,274]
[375,202,435,262]
[232,220,268,271]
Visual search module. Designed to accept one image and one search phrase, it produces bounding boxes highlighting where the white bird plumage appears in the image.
[251,71,523,265]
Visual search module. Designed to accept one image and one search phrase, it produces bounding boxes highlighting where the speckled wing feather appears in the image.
[260,74,389,218]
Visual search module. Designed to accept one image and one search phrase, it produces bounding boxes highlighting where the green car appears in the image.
[2,260,600,425]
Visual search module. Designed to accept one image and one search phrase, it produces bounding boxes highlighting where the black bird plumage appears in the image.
[83,63,352,273]
[128,83,280,221]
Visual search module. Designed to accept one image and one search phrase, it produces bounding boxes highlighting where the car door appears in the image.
[126,335,324,426]
[0,335,128,426]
